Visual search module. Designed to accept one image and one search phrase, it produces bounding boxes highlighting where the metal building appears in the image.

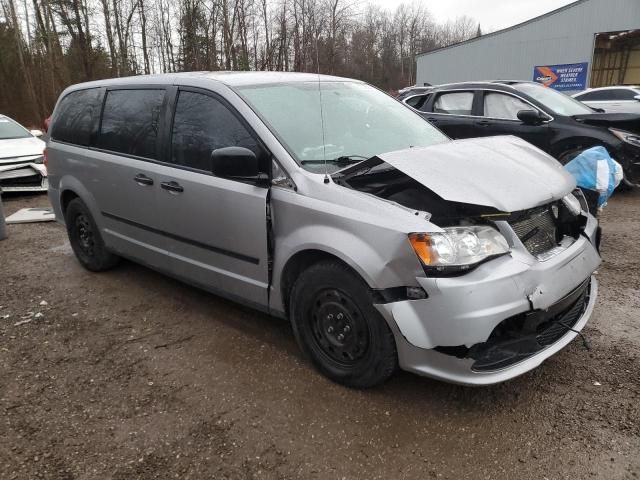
[416,0,640,92]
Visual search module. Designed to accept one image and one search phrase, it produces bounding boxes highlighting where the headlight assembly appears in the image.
[408,226,510,275]
[610,128,640,148]
[562,193,582,216]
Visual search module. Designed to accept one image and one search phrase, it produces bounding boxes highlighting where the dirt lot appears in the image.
[1,191,639,480]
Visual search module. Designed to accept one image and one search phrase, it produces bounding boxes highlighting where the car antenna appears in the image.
[315,37,329,184]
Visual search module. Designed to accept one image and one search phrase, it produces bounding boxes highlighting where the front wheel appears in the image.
[557,146,589,165]
[289,261,397,388]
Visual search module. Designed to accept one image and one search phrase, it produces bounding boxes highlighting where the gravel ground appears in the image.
[0,191,639,480]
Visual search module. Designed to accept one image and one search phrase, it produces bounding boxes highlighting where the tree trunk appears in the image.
[99,0,118,74]
[7,0,41,121]
[139,0,150,74]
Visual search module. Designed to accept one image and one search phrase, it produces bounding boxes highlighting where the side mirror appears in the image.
[30,129,44,137]
[211,146,268,185]
[517,109,545,125]
[634,94,640,102]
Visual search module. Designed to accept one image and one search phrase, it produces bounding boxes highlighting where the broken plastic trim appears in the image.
[433,279,591,372]
[372,286,428,304]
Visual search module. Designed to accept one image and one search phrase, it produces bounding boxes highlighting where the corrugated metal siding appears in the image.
[416,0,640,90]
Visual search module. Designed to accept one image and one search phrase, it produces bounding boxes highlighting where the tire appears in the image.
[558,146,633,192]
[618,175,633,192]
[557,146,589,165]
[65,198,119,272]
[289,261,397,388]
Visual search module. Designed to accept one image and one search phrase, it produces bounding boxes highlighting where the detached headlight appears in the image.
[408,226,510,275]
[610,128,640,148]
[562,193,582,215]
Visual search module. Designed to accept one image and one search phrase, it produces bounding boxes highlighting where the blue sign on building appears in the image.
[533,62,588,91]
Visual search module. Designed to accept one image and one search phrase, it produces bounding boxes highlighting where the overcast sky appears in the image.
[370,0,577,31]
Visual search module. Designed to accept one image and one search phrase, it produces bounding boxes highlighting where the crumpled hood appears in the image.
[0,136,45,161]
[376,135,575,212]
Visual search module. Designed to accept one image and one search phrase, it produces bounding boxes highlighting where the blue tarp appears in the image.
[564,146,623,208]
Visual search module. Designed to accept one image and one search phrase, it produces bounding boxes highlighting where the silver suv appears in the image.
[47,72,601,387]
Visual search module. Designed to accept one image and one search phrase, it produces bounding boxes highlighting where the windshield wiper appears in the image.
[301,155,369,167]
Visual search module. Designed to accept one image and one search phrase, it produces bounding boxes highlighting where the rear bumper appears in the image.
[374,231,601,386]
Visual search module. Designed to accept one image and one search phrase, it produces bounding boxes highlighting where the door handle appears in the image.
[475,120,491,126]
[134,174,154,186]
[160,181,184,193]
[426,117,439,122]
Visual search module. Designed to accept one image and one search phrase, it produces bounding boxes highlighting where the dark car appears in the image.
[397,86,433,103]
[399,81,640,187]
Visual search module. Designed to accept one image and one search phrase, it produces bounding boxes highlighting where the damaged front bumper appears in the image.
[617,142,640,187]
[0,162,48,192]
[375,225,601,386]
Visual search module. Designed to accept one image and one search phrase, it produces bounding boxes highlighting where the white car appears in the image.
[572,86,640,114]
[0,114,47,192]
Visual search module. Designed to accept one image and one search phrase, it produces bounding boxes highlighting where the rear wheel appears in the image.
[65,198,119,272]
[289,261,397,388]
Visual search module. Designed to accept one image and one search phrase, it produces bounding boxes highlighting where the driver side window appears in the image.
[483,92,532,120]
[171,91,261,172]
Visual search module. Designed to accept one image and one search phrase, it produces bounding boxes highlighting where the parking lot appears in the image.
[0,190,637,479]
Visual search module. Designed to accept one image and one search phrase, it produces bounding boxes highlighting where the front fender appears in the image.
[269,187,427,315]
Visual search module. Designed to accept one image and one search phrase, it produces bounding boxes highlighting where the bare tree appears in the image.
[0,0,479,125]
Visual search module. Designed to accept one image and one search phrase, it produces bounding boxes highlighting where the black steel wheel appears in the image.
[65,197,120,272]
[310,288,370,366]
[290,260,397,388]
[74,212,95,257]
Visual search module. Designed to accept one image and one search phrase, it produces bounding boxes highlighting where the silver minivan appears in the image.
[47,72,601,388]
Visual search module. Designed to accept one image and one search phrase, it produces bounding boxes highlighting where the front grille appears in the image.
[0,174,43,188]
[536,285,589,346]
[0,156,41,166]
[510,205,558,256]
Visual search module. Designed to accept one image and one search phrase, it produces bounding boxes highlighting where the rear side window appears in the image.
[434,92,474,115]
[51,89,103,145]
[171,91,260,171]
[97,89,165,159]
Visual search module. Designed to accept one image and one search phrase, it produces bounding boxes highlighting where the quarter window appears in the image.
[483,92,532,120]
[433,92,474,115]
[51,89,103,145]
[97,89,165,159]
[405,94,428,110]
[171,91,260,172]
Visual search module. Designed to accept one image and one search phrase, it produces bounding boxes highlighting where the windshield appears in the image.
[236,81,449,172]
[513,83,593,116]
[0,116,32,140]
